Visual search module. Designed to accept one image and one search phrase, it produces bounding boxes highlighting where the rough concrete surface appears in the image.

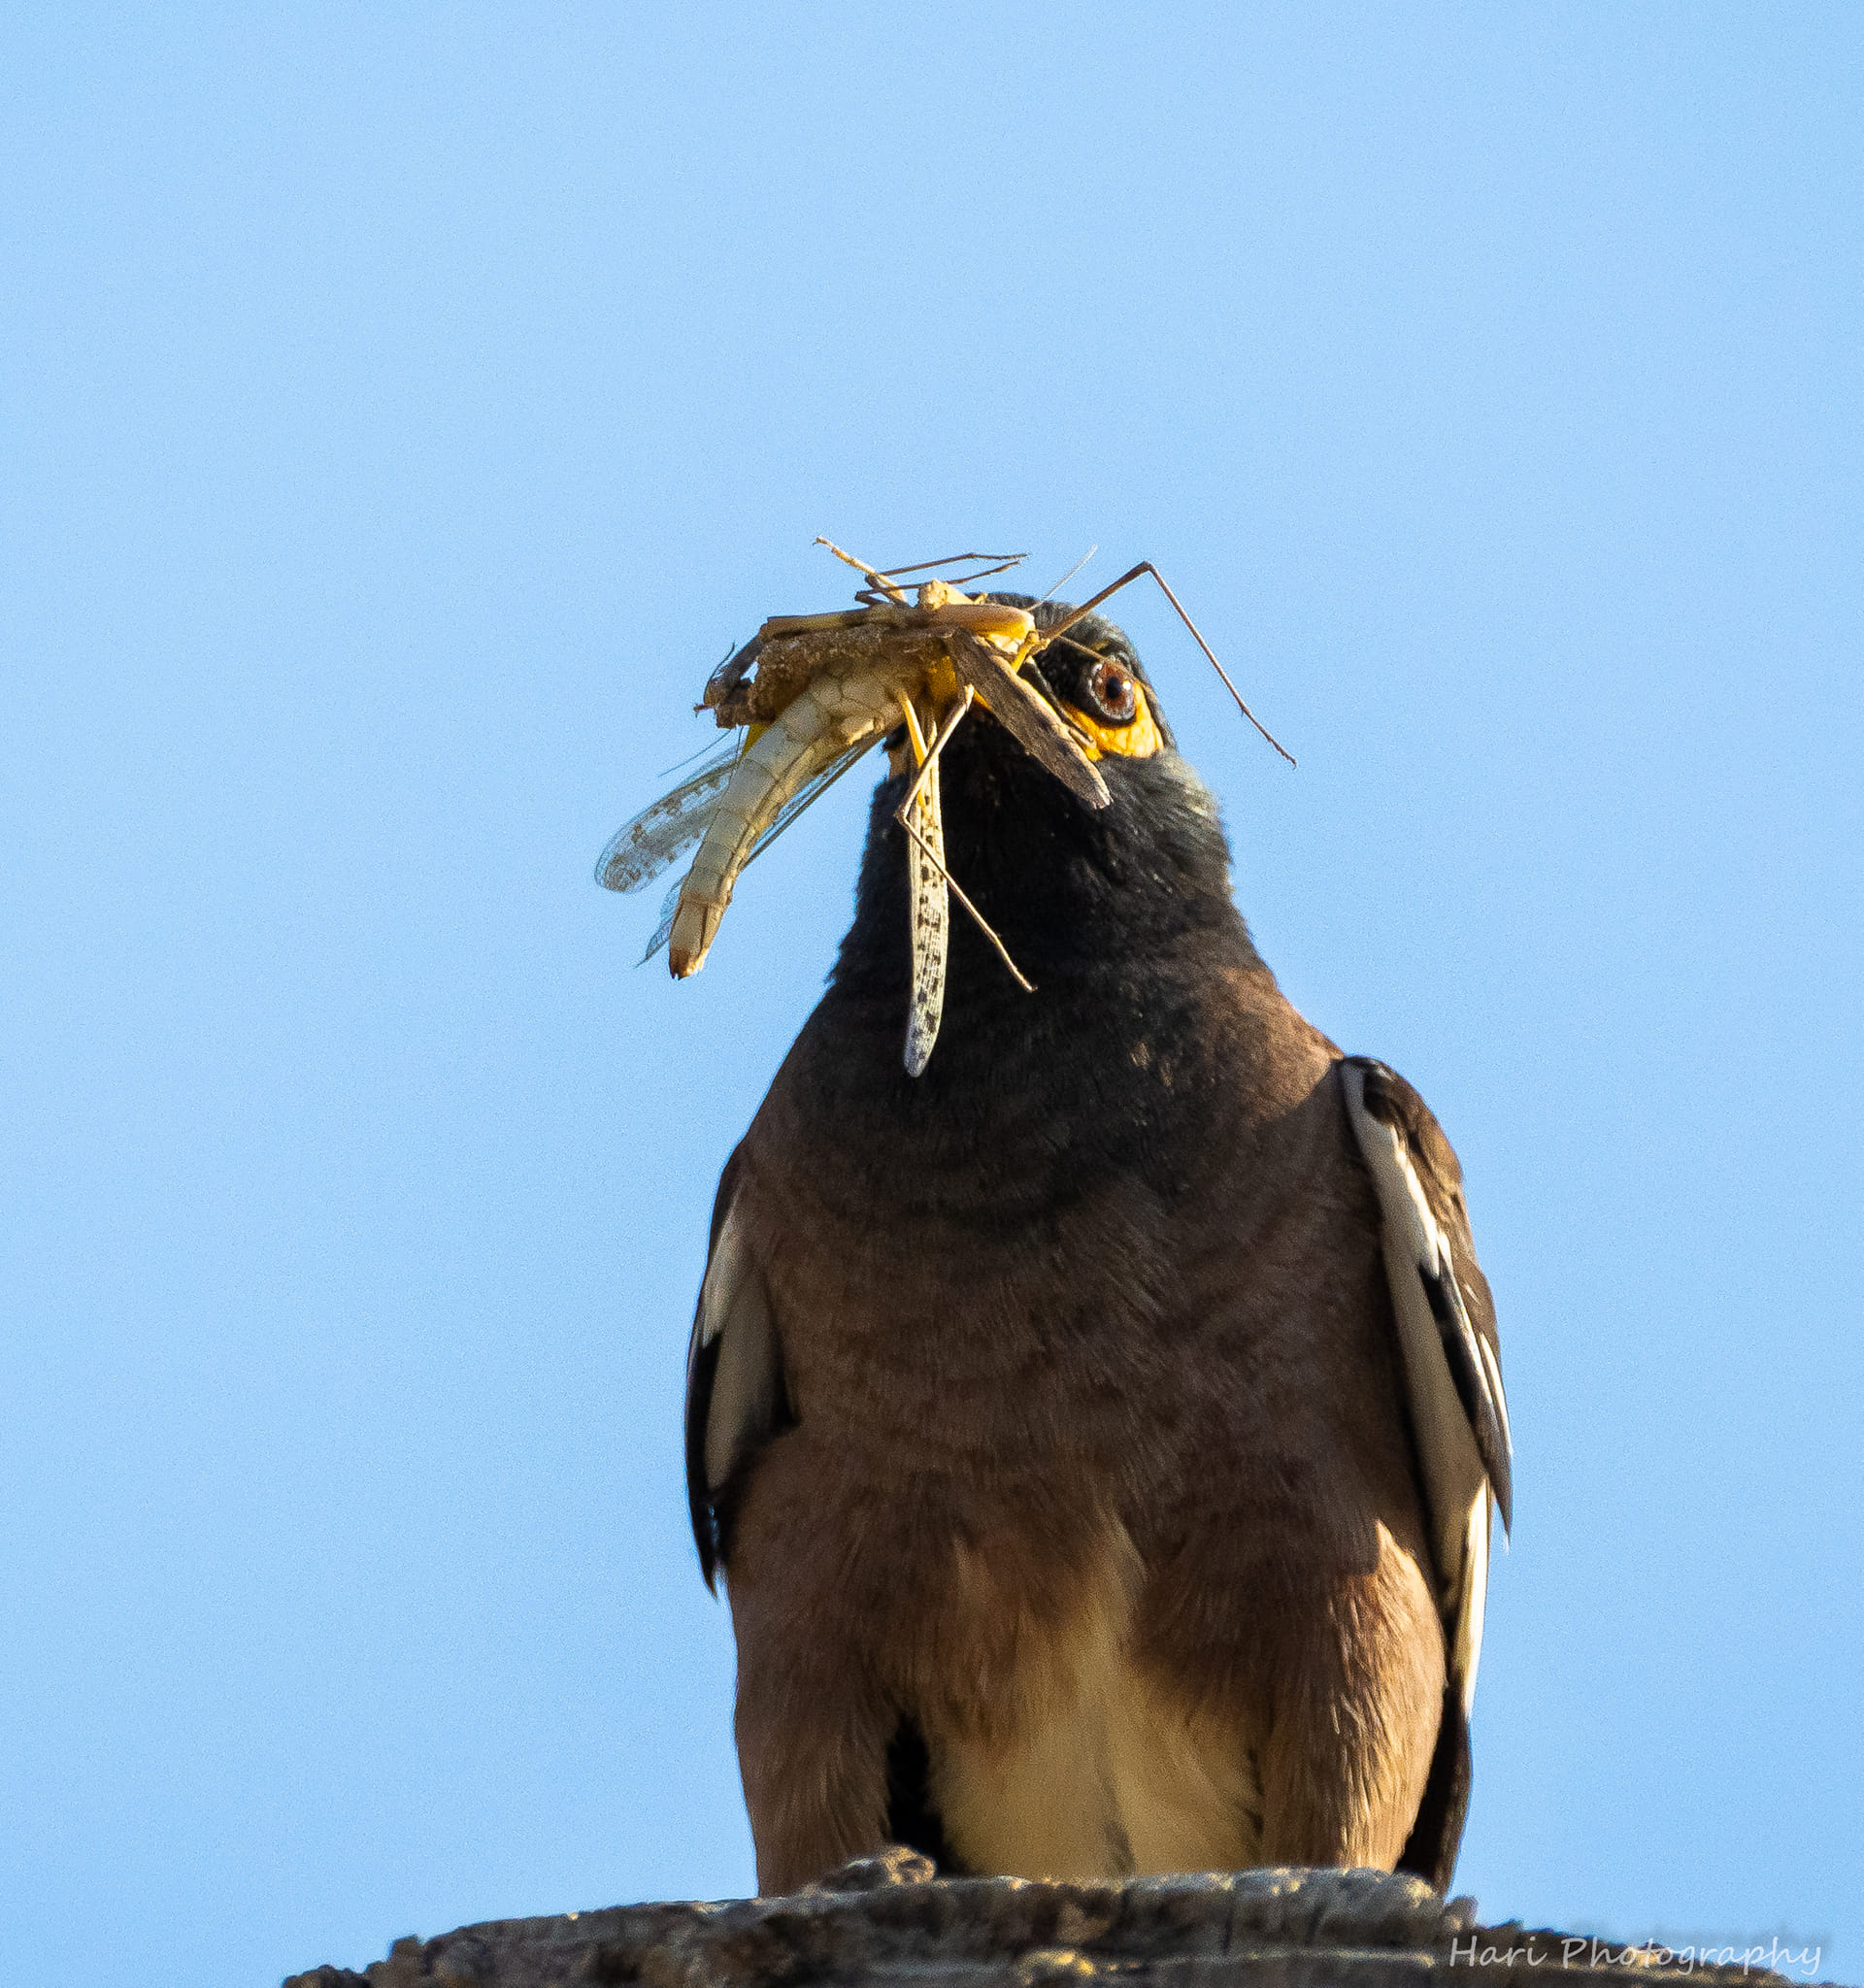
[283,1852,1815,1988]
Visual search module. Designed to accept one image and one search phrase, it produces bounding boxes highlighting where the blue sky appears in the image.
[5,6,1859,1982]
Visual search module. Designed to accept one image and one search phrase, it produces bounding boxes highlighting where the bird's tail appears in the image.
[1396,1682,1472,1893]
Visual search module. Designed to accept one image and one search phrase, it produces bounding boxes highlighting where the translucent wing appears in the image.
[642,876,684,964]
[635,733,882,963]
[594,743,742,894]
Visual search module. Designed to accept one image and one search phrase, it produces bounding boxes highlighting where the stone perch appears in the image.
[283,1853,1813,1988]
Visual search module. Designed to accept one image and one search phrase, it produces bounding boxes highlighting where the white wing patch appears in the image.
[1341,1060,1510,1719]
[690,1203,781,1500]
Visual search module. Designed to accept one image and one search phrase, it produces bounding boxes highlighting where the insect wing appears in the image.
[902,750,948,1076]
[634,733,881,963]
[594,743,741,894]
[947,630,1110,809]
[641,876,685,964]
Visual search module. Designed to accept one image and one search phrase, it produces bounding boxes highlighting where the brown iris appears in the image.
[1086,657,1139,723]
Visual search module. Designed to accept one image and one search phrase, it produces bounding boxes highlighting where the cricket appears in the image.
[595,538,1292,1076]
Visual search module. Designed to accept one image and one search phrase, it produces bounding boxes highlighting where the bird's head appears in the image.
[601,558,1284,1072]
[844,595,1247,1018]
[956,593,1176,759]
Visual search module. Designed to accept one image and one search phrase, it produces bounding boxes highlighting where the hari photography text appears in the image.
[1448,1933,1825,1977]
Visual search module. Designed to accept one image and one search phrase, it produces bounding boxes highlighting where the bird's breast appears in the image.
[919,1518,1267,1880]
[738,945,1366,1509]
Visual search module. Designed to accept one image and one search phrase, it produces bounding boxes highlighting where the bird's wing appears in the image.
[1340,1057,1511,1721]
[684,1145,788,1592]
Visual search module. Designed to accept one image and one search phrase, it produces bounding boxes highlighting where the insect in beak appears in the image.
[594,540,1291,1077]
[660,552,1107,1004]
[889,682,1039,1075]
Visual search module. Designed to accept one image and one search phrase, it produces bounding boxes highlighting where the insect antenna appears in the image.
[1041,562,1296,767]
[1037,545,1097,605]
[653,731,734,781]
[907,552,1028,589]
[1043,629,1126,670]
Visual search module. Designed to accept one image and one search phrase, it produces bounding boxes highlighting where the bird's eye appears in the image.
[1086,658,1139,723]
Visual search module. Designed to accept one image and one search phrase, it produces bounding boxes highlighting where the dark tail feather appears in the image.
[884,1716,968,1876]
[1398,1684,1472,1892]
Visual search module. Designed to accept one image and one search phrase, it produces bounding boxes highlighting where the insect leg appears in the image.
[896,684,976,821]
[893,677,1035,1001]
[898,811,1034,998]
[814,538,912,604]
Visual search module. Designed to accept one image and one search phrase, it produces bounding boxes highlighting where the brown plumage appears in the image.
[681,600,1511,1895]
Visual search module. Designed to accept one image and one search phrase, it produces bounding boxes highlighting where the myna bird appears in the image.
[616,578,1512,1895]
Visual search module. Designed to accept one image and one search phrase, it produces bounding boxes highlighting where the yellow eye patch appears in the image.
[1058,683,1162,760]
